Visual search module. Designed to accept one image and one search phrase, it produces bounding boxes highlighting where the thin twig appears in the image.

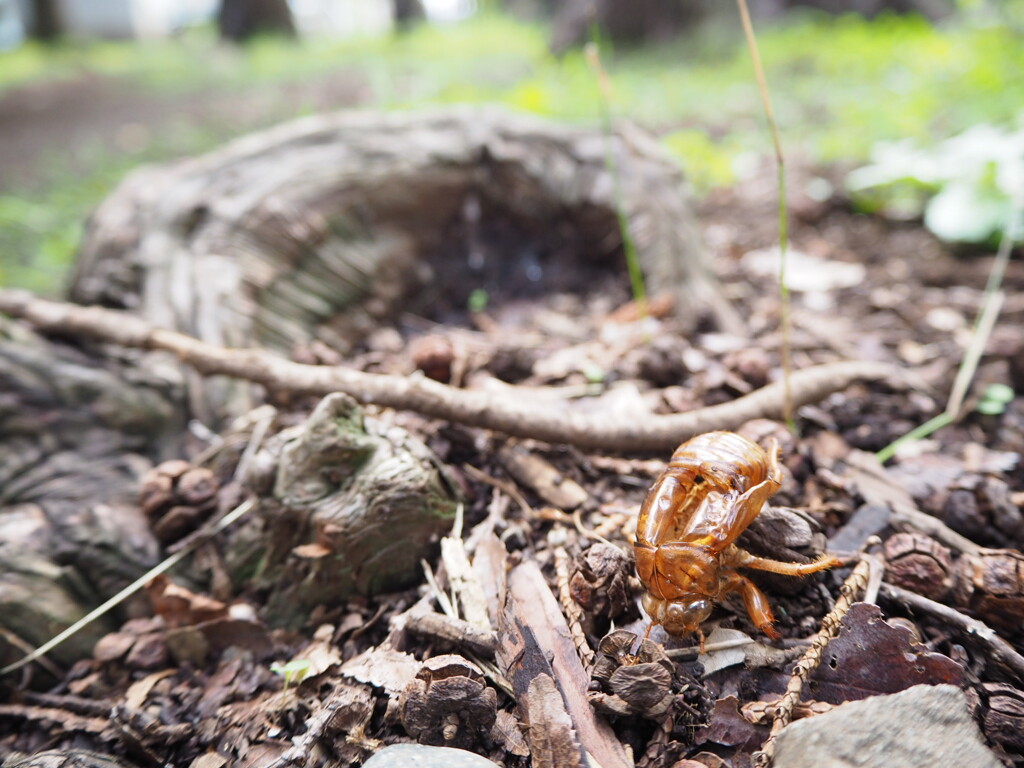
[0,291,910,452]
[754,558,872,766]
[737,0,793,426]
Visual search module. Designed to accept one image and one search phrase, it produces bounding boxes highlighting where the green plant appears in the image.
[270,658,313,691]
[976,383,1015,415]
[847,123,1024,244]
[468,288,489,313]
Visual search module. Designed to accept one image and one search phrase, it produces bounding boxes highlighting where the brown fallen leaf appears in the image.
[810,602,963,703]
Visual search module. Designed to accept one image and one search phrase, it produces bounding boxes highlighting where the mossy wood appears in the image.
[230,393,460,628]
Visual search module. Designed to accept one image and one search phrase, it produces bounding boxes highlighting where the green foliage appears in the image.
[270,658,313,687]
[467,288,489,313]
[847,123,1023,244]
[976,383,1015,415]
[2,11,1024,291]
[661,130,742,194]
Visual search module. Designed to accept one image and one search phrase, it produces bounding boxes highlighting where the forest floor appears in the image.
[1,16,1024,768]
[1,146,1022,766]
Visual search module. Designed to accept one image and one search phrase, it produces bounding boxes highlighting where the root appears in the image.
[0,290,912,452]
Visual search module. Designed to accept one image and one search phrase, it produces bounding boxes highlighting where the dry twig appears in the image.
[0,291,910,452]
[554,546,595,669]
[754,557,872,766]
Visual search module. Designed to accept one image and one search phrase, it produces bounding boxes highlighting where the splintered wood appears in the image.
[498,561,632,768]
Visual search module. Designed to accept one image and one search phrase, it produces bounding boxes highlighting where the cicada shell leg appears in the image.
[720,570,780,640]
[727,548,843,577]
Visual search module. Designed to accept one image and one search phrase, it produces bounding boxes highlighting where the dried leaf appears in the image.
[811,602,964,703]
[341,647,421,695]
[697,628,754,676]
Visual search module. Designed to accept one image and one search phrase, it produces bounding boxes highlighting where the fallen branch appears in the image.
[0,290,911,452]
[404,612,497,660]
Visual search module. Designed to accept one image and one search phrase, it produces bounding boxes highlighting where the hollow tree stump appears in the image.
[69,107,727,425]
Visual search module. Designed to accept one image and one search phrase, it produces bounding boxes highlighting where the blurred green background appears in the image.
[1,0,1022,294]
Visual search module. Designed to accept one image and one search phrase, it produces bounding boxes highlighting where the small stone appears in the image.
[362,744,499,768]
[771,684,1000,768]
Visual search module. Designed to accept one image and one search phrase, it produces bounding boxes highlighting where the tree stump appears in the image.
[0,318,178,671]
[69,107,725,425]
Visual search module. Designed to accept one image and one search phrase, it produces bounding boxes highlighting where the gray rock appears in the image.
[772,684,1000,768]
[362,744,499,768]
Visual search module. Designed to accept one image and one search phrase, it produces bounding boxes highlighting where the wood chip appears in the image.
[497,443,588,510]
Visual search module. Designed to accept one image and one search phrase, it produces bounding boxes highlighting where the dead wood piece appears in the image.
[403,612,497,659]
[1,751,141,768]
[0,291,911,452]
[498,560,632,768]
[69,109,717,371]
[497,443,588,510]
[0,319,172,671]
[228,392,460,627]
[525,673,584,768]
[0,545,114,672]
[440,519,491,631]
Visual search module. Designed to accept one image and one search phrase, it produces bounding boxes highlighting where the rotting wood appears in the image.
[228,392,460,628]
[68,108,735,423]
[403,612,498,659]
[499,560,632,768]
[0,291,911,452]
